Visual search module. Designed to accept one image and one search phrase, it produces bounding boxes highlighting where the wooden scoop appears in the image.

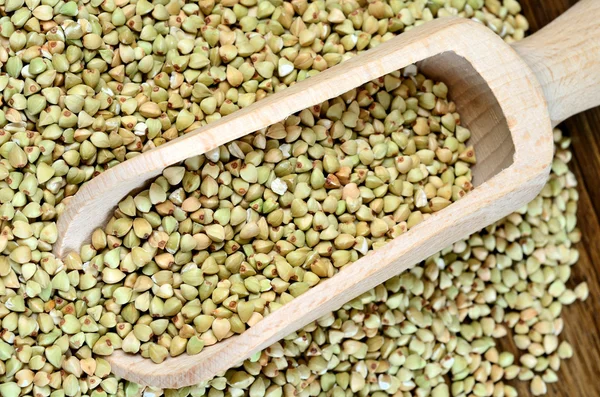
[56,0,600,388]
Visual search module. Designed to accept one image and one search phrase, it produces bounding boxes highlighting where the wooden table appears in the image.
[511,1,600,395]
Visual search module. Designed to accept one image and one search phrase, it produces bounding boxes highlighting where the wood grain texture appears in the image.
[513,0,600,126]
[106,17,556,388]
[502,1,600,396]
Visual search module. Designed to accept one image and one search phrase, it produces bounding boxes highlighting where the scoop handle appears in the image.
[512,0,600,127]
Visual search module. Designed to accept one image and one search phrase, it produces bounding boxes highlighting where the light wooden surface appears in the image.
[106,14,559,387]
[506,1,600,396]
[512,0,600,127]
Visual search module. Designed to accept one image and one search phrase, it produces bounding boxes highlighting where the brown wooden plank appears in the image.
[517,1,600,395]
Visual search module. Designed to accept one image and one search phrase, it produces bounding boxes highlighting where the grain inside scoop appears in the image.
[53,0,600,388]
